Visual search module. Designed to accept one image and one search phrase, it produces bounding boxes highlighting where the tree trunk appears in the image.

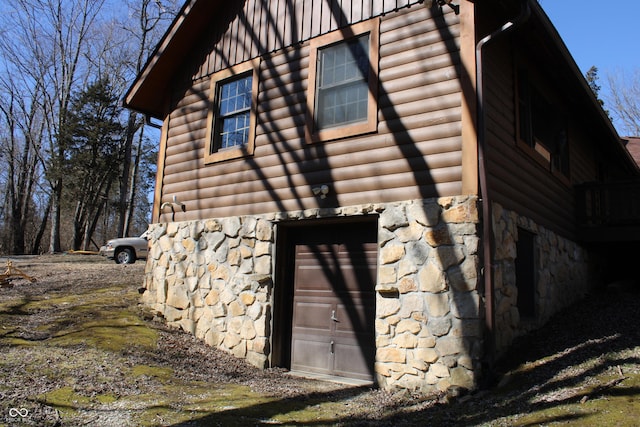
[48,180,63,253]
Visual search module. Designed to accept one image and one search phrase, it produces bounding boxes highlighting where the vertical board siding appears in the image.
[193,0,426,81]
[159,4,463,221]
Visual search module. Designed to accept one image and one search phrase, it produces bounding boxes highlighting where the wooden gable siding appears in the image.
[482,39,600,239]
[194,0,427,80]
[157,5,465,222]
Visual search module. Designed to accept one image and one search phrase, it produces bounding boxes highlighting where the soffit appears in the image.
[124,0,221,118]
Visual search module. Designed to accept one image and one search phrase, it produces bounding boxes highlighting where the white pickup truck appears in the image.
[101,233,149,264]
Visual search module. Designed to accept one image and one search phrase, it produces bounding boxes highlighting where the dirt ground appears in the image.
[0,254,639,426]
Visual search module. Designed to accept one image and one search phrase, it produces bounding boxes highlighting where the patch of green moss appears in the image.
[50,323,157,352]
[37,386,93,409]
[496,372,640,426]
[131,364,174,381]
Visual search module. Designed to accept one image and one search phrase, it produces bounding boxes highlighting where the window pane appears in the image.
[317,80,368,129]
[316,34,369,130]
[215,74,252,151]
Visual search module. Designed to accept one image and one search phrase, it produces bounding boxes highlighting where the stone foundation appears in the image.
[141,196,483,392]
[492,202,592,355]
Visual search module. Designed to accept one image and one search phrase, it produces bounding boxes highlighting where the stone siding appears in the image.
[492,202,592,355]
[141,196,483,392]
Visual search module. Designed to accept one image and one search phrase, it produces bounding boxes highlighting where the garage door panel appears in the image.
[291,339,331,373]
[335,302,375,335]
[289,220,377,381]
[292,301,332,331]
[333,342,375,380]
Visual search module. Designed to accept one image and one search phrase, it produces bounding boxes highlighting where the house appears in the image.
[124,0,640,392]
[624,137,640,167]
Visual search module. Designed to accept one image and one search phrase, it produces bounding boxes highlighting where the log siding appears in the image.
[158,4,465,222]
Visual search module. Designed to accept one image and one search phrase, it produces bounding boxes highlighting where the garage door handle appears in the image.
[331,310,338,322]
[330,340,335,354]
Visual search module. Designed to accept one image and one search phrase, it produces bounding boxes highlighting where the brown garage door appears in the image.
[289,222,377,381]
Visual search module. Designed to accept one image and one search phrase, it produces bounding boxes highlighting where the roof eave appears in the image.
[123,0,220,118]
[528,1,639,175]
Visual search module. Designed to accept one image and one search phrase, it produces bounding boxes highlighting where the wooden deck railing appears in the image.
[576,180,640,240]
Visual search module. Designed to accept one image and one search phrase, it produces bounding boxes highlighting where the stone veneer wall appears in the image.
[492,202,592,355]
[141,195,483,392]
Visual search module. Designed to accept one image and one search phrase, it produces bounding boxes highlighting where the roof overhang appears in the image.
[123,0,221,119]
[525,0,639,174]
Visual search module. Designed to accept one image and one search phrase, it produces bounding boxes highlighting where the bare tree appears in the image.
[0,0,179,254]
[607,68,640,137]
[116,0,180,238]
[0,45,48,254]
[0,0,108,253]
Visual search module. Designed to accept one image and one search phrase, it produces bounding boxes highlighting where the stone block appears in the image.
[405,241,430,265]
[241,319,257,340]
[414,348,439,364]
[378,265,397,285]
[395,222,424,242]
[376,295,401,317]
[394,333,418,349]
[436,337,466,356]
[375,318,390,335]
[380,205,408,231]
[424,225,453,247]
[407,201,440,227]
[254,256,272,275]
[399,294,425,318]
[256,220,273,241]
[425,293,450,317]
[418,262,447,293]
[450,367,475,389]
[432,246,465,271]
[255,241,271,257]
[377,348,406,363]
[166,284,190,310]
[246,303,263,321]
[450,292,480,319]
[164,306,183,322]
[398,259,418,278]
[240,292,256,306]
[228,301,246,316]
[398,277,417,294]
[427,317,452,337]
[396,319,422,334]
[380,243,405,264]
[204,289,220,306]
[429,363,450,378]
[205,330,224,347]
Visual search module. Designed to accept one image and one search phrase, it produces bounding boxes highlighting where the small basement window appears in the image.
[205,59,259,164]
[515,228,536,319]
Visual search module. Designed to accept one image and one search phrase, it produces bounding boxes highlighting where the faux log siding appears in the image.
[158,7,463,222]
[195,0,431,80]
[482,42,577,237]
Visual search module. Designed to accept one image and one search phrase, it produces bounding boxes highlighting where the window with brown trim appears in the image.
[517,67,570,178]
[205,59,259,164]
[306,19,379,143]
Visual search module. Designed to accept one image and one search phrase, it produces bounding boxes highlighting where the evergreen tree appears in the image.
[586,65,610,118]
[63,78,126,250]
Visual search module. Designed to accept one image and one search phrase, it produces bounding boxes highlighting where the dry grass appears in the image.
[1,254,639,426]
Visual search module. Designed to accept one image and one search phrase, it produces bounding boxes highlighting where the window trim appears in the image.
[305,19,379,144]
[205,59,259,164]
[515,65,571,183]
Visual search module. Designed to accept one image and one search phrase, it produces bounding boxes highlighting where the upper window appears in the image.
[205,59,259,164]
[306,19,379,143]
[517,67,570,178]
